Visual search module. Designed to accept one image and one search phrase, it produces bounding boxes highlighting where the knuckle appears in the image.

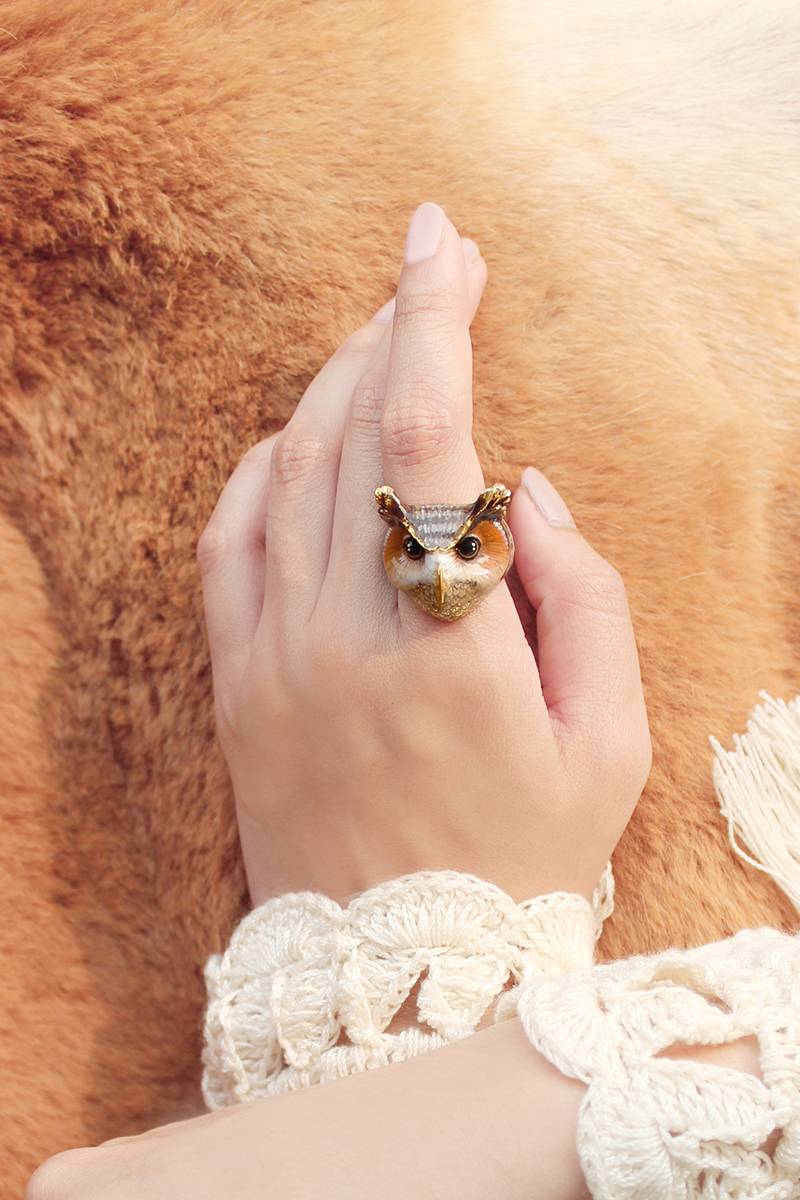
[349,378,386,434]
[393,288,459,327]
[196,521,227,576]
[270,430,331,485]
[383,398,456,467]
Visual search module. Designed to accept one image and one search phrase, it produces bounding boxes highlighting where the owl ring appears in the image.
[375,483,515,621]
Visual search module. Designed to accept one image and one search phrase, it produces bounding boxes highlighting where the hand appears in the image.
[197,201,651,906]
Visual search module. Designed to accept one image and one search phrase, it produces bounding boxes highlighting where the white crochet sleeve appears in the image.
[201,866,613,1106]
[201,863,800,1198]
[496,926,800,1199]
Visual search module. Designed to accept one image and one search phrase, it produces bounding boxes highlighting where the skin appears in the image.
[195,202,651,907]
[26,204,767,1200]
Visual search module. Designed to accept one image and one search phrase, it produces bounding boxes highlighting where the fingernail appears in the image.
[372,296,396,323]
[404,201,446,264]
[521,467,577,528]
[461,237,480,266]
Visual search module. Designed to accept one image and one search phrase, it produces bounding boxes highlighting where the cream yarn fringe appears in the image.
[711,692,800,915]
[202,865,613,1107]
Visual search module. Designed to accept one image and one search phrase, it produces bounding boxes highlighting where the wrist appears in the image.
[231,764,615,909]
[203,867,610,1106]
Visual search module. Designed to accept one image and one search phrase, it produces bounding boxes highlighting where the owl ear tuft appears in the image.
[454,484,512,539]
[375,485,410,528]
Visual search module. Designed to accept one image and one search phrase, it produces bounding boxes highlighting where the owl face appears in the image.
[375,485,515,621]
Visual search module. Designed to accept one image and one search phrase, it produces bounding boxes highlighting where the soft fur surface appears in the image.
[1,0,799,1190]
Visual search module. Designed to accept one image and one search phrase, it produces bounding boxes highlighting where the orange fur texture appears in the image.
[1,0,799,1190]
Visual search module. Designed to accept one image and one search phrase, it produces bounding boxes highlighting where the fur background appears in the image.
[1,0,798,1191]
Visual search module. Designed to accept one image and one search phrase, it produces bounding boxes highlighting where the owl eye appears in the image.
[456,535,481,560]
[402,535,425,560]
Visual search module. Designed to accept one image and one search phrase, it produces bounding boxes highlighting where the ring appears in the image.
[375,484,515,621]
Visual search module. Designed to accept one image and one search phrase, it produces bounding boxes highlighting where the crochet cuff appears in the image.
[499,926,800,1199]
[202,865,613,1107]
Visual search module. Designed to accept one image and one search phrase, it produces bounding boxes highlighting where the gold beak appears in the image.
[435,562,448,608]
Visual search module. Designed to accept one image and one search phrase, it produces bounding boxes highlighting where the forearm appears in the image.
[252,1018,763,1200]
[255,1018,587,1200]
[206,857,780,1198]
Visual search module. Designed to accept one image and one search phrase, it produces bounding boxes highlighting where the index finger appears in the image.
[381,202,485,505]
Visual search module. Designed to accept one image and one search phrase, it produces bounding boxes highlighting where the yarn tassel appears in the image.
[710,691,800,916]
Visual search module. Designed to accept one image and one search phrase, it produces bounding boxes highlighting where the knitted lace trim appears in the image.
[202,865,613,1107]
[500,926,800,1200]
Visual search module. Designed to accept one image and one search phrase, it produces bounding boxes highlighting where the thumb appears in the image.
[507,468,649,766]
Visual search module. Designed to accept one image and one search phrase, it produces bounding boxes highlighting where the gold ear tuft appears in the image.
[375,485,409,528]
[451,484,512,542]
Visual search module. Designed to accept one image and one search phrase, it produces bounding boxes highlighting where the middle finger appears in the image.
[382,202,486,505]
[323,236,487,619]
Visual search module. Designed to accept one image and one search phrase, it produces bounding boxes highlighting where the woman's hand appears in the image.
[197,201,651,906]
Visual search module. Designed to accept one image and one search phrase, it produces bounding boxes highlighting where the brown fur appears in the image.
[1,0,799,1191]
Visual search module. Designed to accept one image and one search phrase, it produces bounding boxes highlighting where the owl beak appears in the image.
[435,562,448,609]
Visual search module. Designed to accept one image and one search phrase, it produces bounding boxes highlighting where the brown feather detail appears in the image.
[377,484,512,549]
[471,518,514,577]
[383,526,408,574]
[472,518,507,555]
[450,485,512,544]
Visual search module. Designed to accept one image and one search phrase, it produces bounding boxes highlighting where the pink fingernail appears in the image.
[372,296,396,323]
[461,237,480,266]
[404,201,446,264]
[521,467,577,528]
